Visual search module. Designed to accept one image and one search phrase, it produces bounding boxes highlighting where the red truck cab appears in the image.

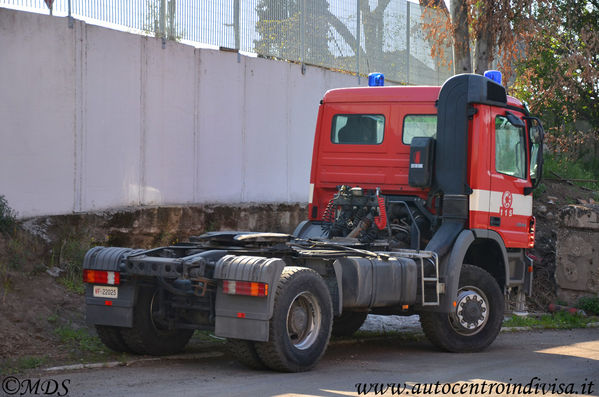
[308,76,542,251]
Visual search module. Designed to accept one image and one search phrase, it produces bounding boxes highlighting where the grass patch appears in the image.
[0,355,48,375]
[54,323,106,354]
[503,311,595,329]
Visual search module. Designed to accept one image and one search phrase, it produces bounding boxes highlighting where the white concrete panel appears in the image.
[82,25,142,211]
[286,65,366,202]
[242,56,290,202]
[0,10,76,217]
[142,38,196,205]
[0,9,376,217]
[285,64,324,203]
[195,49,245,203]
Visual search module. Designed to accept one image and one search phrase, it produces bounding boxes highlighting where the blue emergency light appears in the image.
[484,70,502,85]
[368,73,384,87]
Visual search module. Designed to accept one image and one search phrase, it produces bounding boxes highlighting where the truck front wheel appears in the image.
[255,267,333,372]
[420,265,503,352]
[120,287,194,356]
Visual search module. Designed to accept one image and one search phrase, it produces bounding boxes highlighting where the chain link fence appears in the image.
[1,0,452,84]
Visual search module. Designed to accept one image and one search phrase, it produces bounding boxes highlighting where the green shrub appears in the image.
[543,154,599,191]
[53,236,101,295]
[577,296,599,315]
[0,195,16,236]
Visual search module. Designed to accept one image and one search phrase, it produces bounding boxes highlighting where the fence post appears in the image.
[356,0,361,84]
[406,0,410,84]
[67,0,73,28]
[160,0,166,47]
[300,0,306,74]
[234,0,240,50]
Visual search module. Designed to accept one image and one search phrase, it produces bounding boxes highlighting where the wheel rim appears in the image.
[286,291,321,350]
[449,286,489,336]
[149,291,169,333]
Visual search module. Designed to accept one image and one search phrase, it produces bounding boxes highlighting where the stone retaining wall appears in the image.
[556,205,599,304]
[21,204,308,249]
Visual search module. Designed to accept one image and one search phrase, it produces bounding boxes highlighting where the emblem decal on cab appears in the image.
[500,191,513,216]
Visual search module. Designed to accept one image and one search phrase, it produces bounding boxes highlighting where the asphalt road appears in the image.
[19,328,599,397]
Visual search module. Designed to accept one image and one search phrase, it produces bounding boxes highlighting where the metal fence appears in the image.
[0,0,453,85]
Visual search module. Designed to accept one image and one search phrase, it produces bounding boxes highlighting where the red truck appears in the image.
[83,72,544,372]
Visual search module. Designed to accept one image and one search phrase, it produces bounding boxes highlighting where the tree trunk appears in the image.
[474,0,493,75]
[450,0,471,73]
[359,0,391,70]
[474,29,492,74]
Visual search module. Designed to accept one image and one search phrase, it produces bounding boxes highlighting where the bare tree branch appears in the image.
[323,9,367,59]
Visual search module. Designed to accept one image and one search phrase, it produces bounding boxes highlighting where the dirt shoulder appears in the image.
[0,269,85,364]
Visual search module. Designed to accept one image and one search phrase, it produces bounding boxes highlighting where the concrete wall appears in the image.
[0,8,366,217]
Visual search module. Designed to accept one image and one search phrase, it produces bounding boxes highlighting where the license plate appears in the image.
[93,285,118,299]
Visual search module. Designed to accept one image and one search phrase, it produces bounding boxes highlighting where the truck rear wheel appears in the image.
[331,311,368,337]
[95,325,131,353]
[420,265,503,352]
[227,339,266,370]
[255,267,333,372]
[120,287,194,356]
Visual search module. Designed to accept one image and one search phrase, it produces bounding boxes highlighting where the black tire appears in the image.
[255,267,333,372]
[95,325,131,353]
[227,339,266,370]
[331,311,368,337]
[420,264,504,352]
[120,287,194,356]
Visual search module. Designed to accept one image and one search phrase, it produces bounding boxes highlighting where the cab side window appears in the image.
[402,115,437,145]
[331,115,384,144]
[495,116,526,179]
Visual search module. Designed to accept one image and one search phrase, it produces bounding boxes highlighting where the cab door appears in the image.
[488,109,532,248]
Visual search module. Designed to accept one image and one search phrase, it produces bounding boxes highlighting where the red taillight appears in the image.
[83,269,120,285]
[223,280,268,297]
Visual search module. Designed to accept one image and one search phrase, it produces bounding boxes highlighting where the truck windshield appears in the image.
[402,115,437,144]
[331,114,384,144]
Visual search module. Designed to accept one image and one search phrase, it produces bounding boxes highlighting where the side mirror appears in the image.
[523,117,545,193]
[506,111,525,128]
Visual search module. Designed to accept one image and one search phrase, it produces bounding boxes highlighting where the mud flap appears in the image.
[83,247,142,327]
[213,255,285,342]
[85,284,136,327]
